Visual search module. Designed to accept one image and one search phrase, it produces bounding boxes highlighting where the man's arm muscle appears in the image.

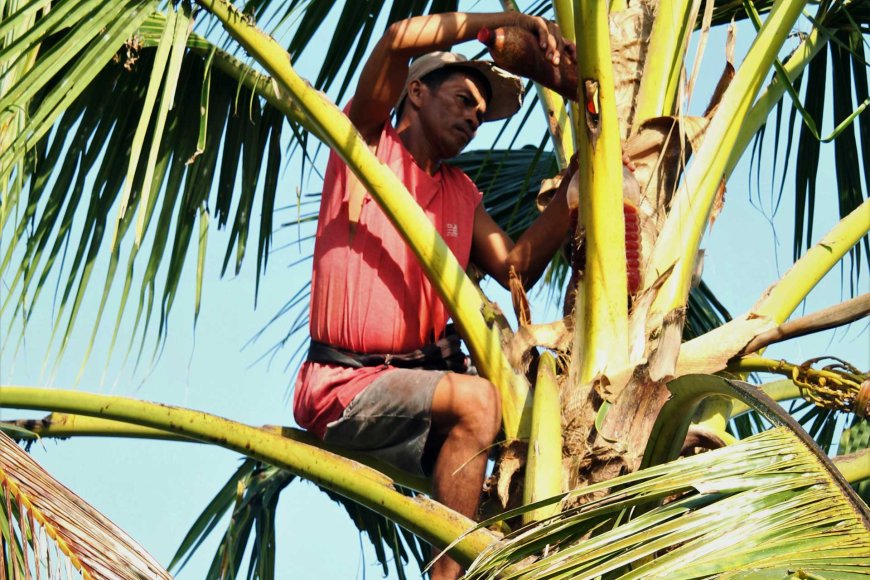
[471,173,572,290]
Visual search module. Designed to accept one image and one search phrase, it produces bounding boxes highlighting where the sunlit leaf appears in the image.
[0,431,171,579]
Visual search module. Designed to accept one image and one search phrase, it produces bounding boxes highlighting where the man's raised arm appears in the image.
[348,12,572,145]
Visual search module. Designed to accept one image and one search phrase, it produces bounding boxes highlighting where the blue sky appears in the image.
[1,2,868,578]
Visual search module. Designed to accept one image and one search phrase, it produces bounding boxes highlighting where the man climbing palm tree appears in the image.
[293,12,575,578]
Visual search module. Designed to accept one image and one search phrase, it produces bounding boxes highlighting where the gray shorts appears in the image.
[323,369,445,477]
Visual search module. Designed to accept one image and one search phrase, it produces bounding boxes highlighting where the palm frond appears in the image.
[0,431,171,579]
[0,5,304,373]
[200,461,292,579]
[248,0,460,106]
[736,1,870,284]
[321,485,429,580]
[463,427,870,579]
[684,279,732,339]
[172,458,427,580]
[709,0,776,26]
[732,398,853,454]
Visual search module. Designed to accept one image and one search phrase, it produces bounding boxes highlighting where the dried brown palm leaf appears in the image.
[0,432,170,580]
[611,3,654,139]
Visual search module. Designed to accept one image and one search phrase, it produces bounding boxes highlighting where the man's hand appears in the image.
[514,14,576,67]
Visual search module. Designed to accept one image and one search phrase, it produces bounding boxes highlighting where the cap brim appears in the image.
[445,61,523,121]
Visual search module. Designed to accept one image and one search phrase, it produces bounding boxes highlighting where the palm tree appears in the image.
[1,0,868,577]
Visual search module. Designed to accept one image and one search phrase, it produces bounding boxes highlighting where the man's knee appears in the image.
[432,373,501,438]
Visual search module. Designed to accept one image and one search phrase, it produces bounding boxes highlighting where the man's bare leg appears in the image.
[428,373,501,580]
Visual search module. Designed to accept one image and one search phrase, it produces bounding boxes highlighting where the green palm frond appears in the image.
[200,461,292,579]
[0,4,310,373]
[464,426,870,579]
[172,458,426,580]
[241,0,460,106]
[792,30,869,267]
[468,369,870,580]
[321,485,429,580]
[684,279,732,339]
[0,431,171,579]
[738,1,870,280]
[732,399,849,453]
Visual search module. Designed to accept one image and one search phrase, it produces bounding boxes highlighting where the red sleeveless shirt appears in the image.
[293,119,482,437]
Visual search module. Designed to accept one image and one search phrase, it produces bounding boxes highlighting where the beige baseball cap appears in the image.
[395,52,524,122]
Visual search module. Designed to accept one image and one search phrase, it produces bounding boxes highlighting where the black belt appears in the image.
[307,327,468,373]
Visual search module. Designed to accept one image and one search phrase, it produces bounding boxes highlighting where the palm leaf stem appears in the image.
[741,293,870,355]
[754,199,870,323]
[730,357,865,386]
[647,0,807,315]
[522,352,563,524]
[725,13,827,178]
[570,0,629,388]
[11,409,870,486]
[834,449,870,483]
[3,412,187,440]
[630,0,695,131]
[677,201,870,379]
[730,378,803,415]
[194,0,531,439]
[552,0,575,40]
[731,379,870,460]
[0,386,494,565]
[729,377,868,435]
[0,412,430,492]
[552,0,582,139]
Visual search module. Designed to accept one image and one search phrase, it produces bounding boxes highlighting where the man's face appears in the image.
[417,72,489,160]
